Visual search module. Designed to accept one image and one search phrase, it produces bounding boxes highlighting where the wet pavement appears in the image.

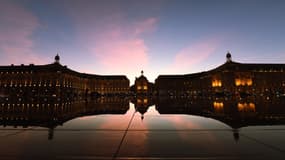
[1,101,285,160]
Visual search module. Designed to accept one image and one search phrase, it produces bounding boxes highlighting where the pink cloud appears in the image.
[0,0,47,65]
[90,18,156,74]
[64,3,157,80]
[88,17,158,74]
[95,39,148,71]
[168,38,221,73]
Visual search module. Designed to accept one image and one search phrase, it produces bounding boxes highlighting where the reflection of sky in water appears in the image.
[56,103,233,136]
[58,103,137,130]
[55,102,285,131]
[1,101,285,159]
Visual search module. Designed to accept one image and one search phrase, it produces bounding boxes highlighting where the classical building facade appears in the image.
[131,70,154,95]
[0,55,129,102]
[2,52,285,100]
[155,52,285,98]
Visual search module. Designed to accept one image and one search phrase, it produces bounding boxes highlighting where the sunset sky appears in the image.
[1,0,285,83]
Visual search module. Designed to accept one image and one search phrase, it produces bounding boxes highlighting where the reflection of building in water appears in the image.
[156,97,285,128]
[155,52,285,98]
[131,95,154,120]
[0,55,129,102]
[156,97,285,141]
[0,98,129,140]
[131,70,154,95]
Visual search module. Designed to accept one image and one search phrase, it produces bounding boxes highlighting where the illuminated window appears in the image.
[235,78,252,86]
[143,99,148,104]
[137,86,142,90]
[246,79,252,86]
[213,102,224,109]
[235,79,241,86]
[212,80,222,87]
[237,102,255,112]
[143,86,148,90]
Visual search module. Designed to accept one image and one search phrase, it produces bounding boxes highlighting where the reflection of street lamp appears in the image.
[233,129,239,142]
[48,127,54,140]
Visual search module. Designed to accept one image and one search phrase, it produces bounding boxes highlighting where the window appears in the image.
[143,86,148,90]
[212,80,222,87]
[235,78,252,86]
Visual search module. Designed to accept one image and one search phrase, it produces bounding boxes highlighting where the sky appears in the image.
[1,0,285,84]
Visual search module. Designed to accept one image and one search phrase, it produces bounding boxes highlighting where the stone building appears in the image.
[131,70,154,96]
[0,55,129,102]
[155,52,285,98]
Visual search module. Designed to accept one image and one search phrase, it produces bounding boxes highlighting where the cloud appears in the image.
[133,17,158,35]
[94,38,148,72]
[90,17,157,74]
[0,0,47,64]
[168,38,221,73]
[64,2,158,81]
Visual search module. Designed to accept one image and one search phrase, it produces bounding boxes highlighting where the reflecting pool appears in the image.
[0,97,285,159]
